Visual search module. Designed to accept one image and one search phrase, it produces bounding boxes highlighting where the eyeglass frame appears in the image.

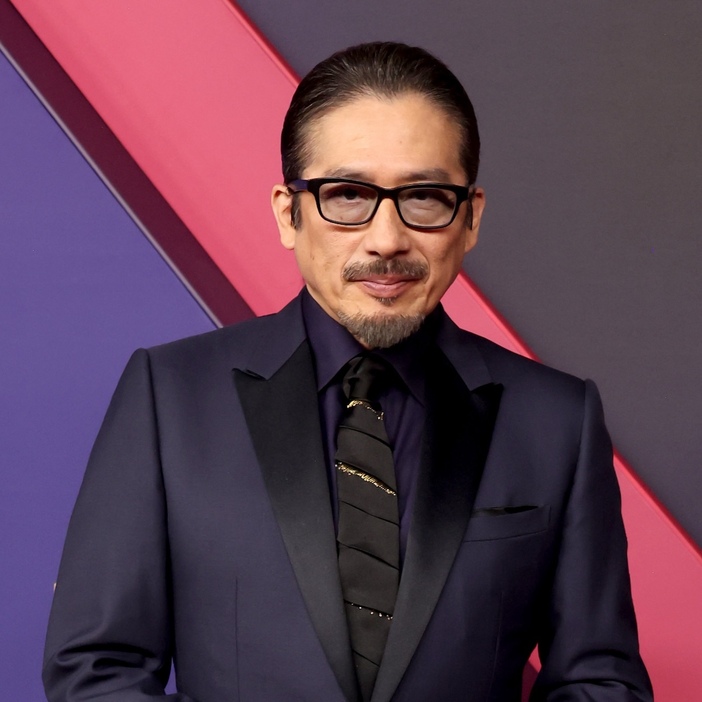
[286,177,476,230]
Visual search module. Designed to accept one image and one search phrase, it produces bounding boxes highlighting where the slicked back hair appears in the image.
[281,42,480,189]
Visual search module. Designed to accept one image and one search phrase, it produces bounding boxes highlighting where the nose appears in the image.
[360,198,411,258]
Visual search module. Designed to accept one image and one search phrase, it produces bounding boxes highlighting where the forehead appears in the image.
[303,93,465,183]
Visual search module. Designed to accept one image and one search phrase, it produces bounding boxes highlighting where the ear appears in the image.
[464,187,486,254]
[271,184,296,250]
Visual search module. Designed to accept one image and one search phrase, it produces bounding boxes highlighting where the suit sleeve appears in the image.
[42,349,197,701]
[531,379,653,701]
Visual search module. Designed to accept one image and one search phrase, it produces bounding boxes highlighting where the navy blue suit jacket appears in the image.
[43,295,652,701]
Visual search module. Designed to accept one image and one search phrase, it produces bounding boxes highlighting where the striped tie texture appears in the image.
[335,354,399,701]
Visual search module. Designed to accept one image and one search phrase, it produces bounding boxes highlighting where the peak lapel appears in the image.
[371,349,503,702]
[234,340,358,702]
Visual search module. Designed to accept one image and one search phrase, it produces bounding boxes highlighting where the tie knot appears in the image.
[342,354,391,404]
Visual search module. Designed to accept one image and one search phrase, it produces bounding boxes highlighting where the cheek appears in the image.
[426,240,467,279]
[298,235,353,284]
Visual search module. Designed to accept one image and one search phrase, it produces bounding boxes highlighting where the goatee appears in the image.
[336,310,425,348]
[338,258,429,348]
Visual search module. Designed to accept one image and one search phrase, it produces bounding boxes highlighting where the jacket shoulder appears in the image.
[141,299,305,375]
[449,325,590,407]
[145,315,267,361]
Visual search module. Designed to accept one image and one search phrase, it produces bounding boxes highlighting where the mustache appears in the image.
[342,259,428,282]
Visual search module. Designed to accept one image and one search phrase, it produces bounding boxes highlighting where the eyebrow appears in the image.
[323,167,455,183]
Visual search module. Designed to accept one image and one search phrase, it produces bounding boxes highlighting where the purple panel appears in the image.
[0,0,254,328]
[0,53,215,699]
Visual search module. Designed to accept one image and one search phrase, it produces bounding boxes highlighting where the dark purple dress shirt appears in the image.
[301,290,440,562]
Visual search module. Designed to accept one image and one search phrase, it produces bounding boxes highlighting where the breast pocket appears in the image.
[463,505,550,542]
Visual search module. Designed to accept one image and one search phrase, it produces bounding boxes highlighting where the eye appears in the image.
[402,187,456,209]
[321,183,376,203]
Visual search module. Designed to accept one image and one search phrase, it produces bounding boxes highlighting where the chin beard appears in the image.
[336,308,425,349]
[337,258,429,347]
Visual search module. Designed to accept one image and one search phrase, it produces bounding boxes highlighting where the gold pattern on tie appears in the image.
[346,399,384,419]
[335,354,399,702]
[336,462,397,496]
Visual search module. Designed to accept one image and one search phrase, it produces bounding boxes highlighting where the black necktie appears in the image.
[335,354,399,701]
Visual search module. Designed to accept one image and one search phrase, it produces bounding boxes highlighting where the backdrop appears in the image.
[1,1,701,700]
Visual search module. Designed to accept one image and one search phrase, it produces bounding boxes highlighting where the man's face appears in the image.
[272,93,485,347]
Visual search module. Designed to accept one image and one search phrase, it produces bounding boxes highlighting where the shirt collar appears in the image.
[301,288,442,404]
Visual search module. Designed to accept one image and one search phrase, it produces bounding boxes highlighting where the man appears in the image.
[43,43,652,701]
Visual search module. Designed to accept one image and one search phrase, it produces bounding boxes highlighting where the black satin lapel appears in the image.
[371,350,503,702]
[234,341,359,702]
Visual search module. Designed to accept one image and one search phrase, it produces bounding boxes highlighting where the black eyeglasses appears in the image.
[287,178,475,230]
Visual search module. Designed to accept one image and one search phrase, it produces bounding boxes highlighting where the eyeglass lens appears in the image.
[318,182,458,227]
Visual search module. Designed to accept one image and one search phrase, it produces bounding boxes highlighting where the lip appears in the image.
[357,277,419,297]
